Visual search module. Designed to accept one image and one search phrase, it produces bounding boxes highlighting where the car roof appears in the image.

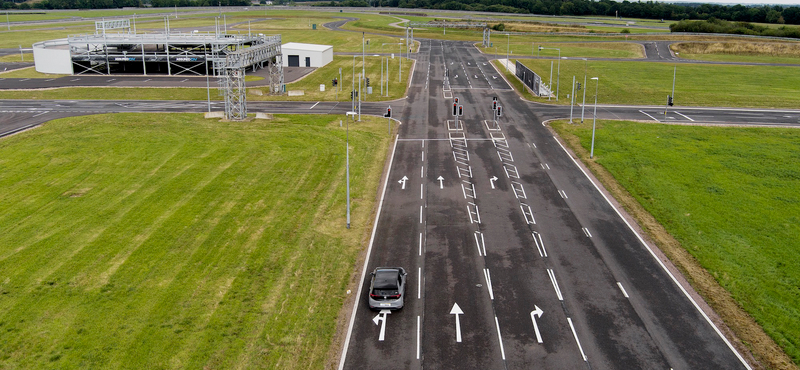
[373,269,401,289]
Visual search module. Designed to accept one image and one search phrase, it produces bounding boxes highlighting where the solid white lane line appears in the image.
[675,111,695,121]
[338,135,400,370]
[474,232,483,256]
[617,282,630,298]
[550,135,753,369]
[417,316,421,359]
[418,267,422,299]
[568,318,588,361]
[483,269,495,300]
[582,228,592,238]
[481,232,486,256]
[494,316,506,360]
[419,233,423,256]
[639,110,660,122]
[547,269,564,301]
[309,101,320,109]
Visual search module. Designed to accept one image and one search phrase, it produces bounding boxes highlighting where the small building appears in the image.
[281,42,333,68]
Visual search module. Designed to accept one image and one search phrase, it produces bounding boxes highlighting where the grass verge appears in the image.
[550,119,800,369]
[517,58,800,108]
[0,112,392,369]
[672,42,800,65]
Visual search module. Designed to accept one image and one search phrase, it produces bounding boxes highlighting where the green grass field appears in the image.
[551,119,800,366]
[0,112,391,369]
[516,59,800,108]
[480,41,644,59]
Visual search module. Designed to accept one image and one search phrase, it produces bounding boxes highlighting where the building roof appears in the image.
[281,42,333,52]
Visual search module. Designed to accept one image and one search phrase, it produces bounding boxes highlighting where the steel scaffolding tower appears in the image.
[218,36,282,120]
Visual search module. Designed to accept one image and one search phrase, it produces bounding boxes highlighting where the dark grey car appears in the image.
[368,267,407,310]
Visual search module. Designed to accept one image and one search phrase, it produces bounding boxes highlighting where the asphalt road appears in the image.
[336,39,762,370]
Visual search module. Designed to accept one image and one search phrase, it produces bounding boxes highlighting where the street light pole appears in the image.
[590,77,599,159]
[581,58,587,123]
[506,33,510,70]
[569,75,576,123]
[346,118,351,229]
[539,46,561,100]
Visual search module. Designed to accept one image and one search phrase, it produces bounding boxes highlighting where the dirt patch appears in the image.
[547,120,797,370]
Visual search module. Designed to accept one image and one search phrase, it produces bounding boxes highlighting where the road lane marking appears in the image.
[420,183,423,199]
[530,306,544,343]
[520,203,535,224]
[559,190,568,199]
[675,111,695,121]
[617,282,630,298]
[309,101,319,109]
[474,232,483,256]
[421,166,423,178]
[32,111,49,117]
[532,231,547,257]
[419,205,423,223]
[418,267,422,299]
[419,233,423,256]
[639,110,660,122]
[582,228,592,238]
[494,316,506,360]
[547,269,564,300]
[421,150,424,162]
[568,318,588,361]
[483,268,495,300]
[417,316,421,359]
[450,303,463,342]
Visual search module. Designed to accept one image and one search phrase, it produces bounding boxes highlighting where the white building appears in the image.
[281,42,333,68]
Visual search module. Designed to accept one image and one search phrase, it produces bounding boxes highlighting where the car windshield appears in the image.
[373,270,399,290]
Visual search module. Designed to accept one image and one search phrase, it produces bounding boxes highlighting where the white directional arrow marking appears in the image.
[399,176,408,190]
[373,309,391,341]
[490,176,498,189]
[450,303,463,343]
[530,305,544,344]
[437,176,444,189]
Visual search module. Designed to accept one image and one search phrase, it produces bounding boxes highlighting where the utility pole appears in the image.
[581,58,587,123]
[569,75,576,123]
[346,119,350,229]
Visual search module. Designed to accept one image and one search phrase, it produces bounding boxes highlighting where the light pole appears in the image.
[346,118,351,229]
[590,77,599,159]
[352,56,356,115]
[569,75,575,123]
[538,46,560,100]
[505,33,510,70]
[581,58,588,123]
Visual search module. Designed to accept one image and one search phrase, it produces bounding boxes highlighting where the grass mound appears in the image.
[0,113,391,369]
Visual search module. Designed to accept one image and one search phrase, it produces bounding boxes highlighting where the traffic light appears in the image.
[496,106,503,117]
[576,82,581,91]
[454,97,459,104]
[668,95,674,106]
[366,77,370,87]
[453,103,458,116]
[350,90,358,99]
[384,107,392,118]
[458,105,463,116]
[332,78,338,87]
[492,97,498,110]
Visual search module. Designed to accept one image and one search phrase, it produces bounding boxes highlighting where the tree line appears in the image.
[1,0,249,10]
[2,0,800,27]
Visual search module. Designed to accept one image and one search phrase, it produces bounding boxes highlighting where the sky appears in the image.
[659,0,799,4]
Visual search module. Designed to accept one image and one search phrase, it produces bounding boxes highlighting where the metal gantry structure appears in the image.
[64,18,284,120]
[409,21,487,29]
[218,36,283,120]
[482,27,491,47]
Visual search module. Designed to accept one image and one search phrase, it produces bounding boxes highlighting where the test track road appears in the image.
[1,40,799,370]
